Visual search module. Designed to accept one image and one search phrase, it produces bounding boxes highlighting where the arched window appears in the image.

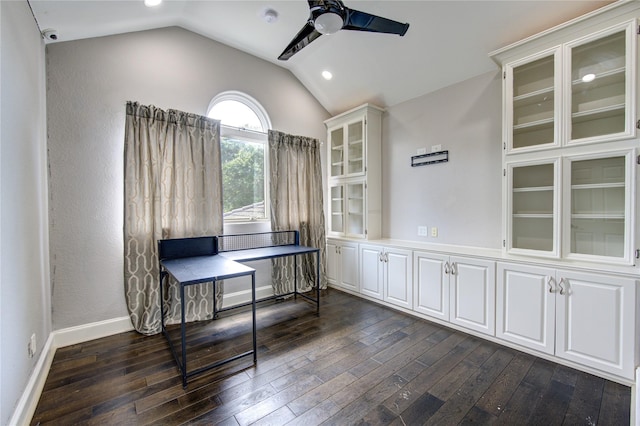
[207,91,271,222]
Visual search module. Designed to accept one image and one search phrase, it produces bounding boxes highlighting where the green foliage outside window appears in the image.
[221,137,265,217]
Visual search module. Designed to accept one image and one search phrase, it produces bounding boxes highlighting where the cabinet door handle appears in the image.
[379,252,384,262]
[384,252,389,263]
[547,276,555,293]
[558,278,566,295]
[450,262,457,275]
[444,262,450,274]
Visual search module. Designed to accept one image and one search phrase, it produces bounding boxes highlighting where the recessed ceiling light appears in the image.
[144,0,162,7]
[582,73,596,83]
[322,70,333,80]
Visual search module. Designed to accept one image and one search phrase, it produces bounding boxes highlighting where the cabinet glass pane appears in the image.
[330,185,344,233]
[512,163,555,251]
[347,182,364,236]
[512,55,555,149]
[571,31,626,141]
[347,121,364,174]
[570,156,625,257]
[330,127,344,177]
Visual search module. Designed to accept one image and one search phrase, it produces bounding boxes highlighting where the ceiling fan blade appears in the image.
[343,8,409,36]
[278,22,322,61]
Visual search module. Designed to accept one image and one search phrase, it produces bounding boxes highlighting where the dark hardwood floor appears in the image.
[32,289,631,425]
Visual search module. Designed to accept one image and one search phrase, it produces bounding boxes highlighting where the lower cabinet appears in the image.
[497,262,636,379]
[413,252,496,336]
[327,238,637,382]
[360,244,412,309]
[326,240,359,293]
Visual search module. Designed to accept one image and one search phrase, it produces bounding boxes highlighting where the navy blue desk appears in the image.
[158,238,257,388]
[219,244,321,314]
[158,231,320,387]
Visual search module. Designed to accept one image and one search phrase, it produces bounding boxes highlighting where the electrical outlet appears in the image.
[431,227,438,237]
[28,333,36,358]
[418,226,428,236]
[431,144,442,152]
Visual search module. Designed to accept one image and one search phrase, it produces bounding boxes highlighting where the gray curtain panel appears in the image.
[268,130,327,295]
[124,102,223,335]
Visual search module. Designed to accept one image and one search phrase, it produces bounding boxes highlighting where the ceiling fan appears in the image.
[278,0,410,61]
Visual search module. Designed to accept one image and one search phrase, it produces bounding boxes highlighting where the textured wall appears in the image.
[382,71,503,248]
[1,1,51,423]
[46,27,329,330]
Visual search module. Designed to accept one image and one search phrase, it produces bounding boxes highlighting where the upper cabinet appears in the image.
[566,22,635,145]
[329,118,366,178]
[325,104,383,240]
[500,18,636,154]
[492,3,640,267]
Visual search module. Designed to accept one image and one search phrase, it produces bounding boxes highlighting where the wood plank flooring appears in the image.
[32,289,631,425]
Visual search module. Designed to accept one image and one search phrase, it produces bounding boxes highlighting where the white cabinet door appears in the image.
[360,244,383,300]
[555,270,636,379]
[496,263,555,354]
[326,240,339,284]
[326,240,359,292]
[449,257,496,336]
[413,251,449,321]
[339,242,359,292]
[384,248,413,309]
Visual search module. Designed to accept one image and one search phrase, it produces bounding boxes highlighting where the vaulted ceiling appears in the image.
[30,0,613,115]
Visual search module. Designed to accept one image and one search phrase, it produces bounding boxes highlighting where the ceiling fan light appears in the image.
[314,12,344,35]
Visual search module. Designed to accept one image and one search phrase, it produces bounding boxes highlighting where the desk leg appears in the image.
[294,255,298,299]
[181,284,187,388]
[251,272,257,363]
[316,251,320,314]
[160,271,166,332]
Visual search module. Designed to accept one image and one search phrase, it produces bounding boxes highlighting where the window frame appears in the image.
[207,91,271,224]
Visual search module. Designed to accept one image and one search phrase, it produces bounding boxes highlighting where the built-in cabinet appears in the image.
[326,239,359,293]
[360,244,412,309]
[497,262,636,379]
[502,20,636,153]
[325,2,640,386]
[494,14,638,265]
[413,252,495,336]
[325,104,383,240]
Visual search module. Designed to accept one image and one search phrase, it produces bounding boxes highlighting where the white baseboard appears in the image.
[222,285,274,308]
[9,316,134,425]
[8,291,277,426]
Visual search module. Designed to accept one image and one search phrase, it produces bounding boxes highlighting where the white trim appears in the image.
[9,316,134,425]
[8,334,55,426]
[222,285,274,308]
[206,90,272,131]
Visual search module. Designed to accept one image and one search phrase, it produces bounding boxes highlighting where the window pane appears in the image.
[209,100,263,131]
[221,136,266,220]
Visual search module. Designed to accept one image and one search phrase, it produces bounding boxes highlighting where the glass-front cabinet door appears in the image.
[564,151,633,264]
[329,183,344,234]
[347,120,364,175]
[505,48,560,153]
[566,21,635,144]
[328,118,366,178]
[346,182,365,238]
[329,126,344,178]
[329,181,367,239]
[507,160,559,257]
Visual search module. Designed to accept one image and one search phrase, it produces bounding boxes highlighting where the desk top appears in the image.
[161,255,255,285]
[219,245,319,262]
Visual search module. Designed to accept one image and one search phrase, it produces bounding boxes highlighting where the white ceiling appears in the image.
[30,0,613,115]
